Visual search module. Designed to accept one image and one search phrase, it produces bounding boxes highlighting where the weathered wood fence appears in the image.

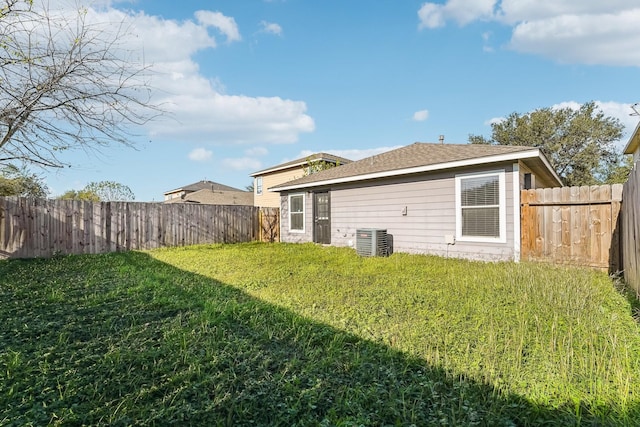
[0,197,279,259]
[622,165,640,297]
[520,184,623,271]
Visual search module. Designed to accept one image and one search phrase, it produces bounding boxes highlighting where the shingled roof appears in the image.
[164,180,244,195]
[270,142,562,191]
[164,188,253,205]
[250,152,352,176]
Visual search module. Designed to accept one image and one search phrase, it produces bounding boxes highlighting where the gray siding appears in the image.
[281,163,519,261]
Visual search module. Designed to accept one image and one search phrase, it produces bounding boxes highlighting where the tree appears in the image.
[469,102,625,186]
[0,0,159,169]
[604,155,634,184]
[84,181,134,201]
[58,181,134,201]
[57,189,100,201]
[302,157,341,176]
[0,164,48,197]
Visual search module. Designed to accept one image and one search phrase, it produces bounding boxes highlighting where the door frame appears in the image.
[313,191,331,244]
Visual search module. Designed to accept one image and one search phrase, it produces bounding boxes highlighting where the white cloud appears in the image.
[497,1,632,24]
[70,5,315,145]
[223,157,262,171]
[260,21,283,36]
[245,147,268,156]
[418,0,496,29]
[417,1,640,66]
[483,101,635,150]
[487,101,636,132]
[195,10,241,42]
[412,110,430,122]
[509,9,640,66]
[150,94,315,144]
[482,31,494,52]
[417,3,446,29]
[552,101,639,137]
[188,148,213,162]
[485,116,505,126]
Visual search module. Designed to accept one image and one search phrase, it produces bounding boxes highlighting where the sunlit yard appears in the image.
[1,242,639,425]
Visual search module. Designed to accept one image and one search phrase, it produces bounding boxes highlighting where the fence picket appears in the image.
[0,198,280,259]
[622,166,640,296]
[521,184,623,271]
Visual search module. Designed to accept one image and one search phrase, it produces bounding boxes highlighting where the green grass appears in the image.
[1,242,639,426]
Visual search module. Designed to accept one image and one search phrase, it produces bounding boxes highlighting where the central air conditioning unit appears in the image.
[356,228,388,257]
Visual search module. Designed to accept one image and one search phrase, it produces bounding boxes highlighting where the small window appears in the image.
[289,193,305,232]
[256,177,263,195]
[524,173,532,190]
[455,171,506,242]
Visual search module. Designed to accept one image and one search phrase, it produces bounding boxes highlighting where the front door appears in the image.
[313,192,331,244]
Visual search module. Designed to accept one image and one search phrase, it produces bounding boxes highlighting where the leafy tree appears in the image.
[0,0,159,169]
[303,157,341,176]
[58,181,134,201]
[604,155,634,184]
[0,164,48,197]
[57,189,100,201]
[469,102,625,186]
[84,181,135,201]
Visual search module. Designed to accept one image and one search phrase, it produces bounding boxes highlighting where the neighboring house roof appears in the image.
[164,180,244,195]
[270,142,563,191]
[624,121,640,155]
[164,189,253,205]
[250,153,352,177]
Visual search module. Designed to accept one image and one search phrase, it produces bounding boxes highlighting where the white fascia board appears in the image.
[624,121,640,155]
[163,188,184,195]
[537,152,563,186]
[272,149,544,192]
[250,161,308,177]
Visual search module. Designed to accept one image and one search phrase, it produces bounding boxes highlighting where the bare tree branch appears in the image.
[0,0,162,169]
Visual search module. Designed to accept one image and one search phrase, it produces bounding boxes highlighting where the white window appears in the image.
[455,170,506,243]
[256,177,263,195]
[288,193,305,232]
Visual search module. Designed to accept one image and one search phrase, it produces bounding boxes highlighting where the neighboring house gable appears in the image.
[271,142,562,262]
[624,121,640,163]
[164,188,254,206]
[163,180,252,205]
[250,153,352,207]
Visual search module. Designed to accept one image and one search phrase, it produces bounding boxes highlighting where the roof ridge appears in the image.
[269,142,555,191]
[250,152,353,176]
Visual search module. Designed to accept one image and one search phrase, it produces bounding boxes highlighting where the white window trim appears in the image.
[288,193,306,233]
[455,169,507,244]
[256,177,263,195]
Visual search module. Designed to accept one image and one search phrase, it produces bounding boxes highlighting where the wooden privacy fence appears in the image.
[520,184,623,271]
[622,165,640,297]
[0,197,280,259]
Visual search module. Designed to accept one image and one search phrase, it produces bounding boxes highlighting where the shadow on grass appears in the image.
[0,251,634,426]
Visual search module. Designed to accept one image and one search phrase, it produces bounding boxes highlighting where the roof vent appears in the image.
[356,228,389,257]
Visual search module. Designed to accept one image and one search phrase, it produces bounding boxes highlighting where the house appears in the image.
[624,121,640,163]
[270,142,562,262]
[163,180,253,206]
[250,153,352,207]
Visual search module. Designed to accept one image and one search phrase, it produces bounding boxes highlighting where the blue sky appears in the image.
[39,0,640,201]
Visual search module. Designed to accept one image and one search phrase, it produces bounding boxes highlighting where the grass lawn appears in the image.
[1,242,639,426]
